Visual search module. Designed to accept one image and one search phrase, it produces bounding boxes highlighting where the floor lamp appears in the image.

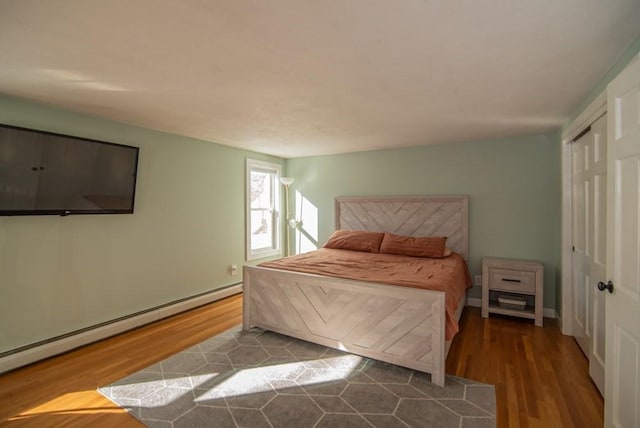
[280,176,295,256]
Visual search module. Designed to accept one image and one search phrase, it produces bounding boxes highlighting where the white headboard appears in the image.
[335,195,469,260]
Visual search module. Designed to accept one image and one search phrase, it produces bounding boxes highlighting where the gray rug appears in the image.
[99,325,496,428]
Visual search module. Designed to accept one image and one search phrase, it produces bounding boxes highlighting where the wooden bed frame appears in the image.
[243,195,469,386]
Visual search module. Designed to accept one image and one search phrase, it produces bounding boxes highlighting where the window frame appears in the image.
[246,158,282,261]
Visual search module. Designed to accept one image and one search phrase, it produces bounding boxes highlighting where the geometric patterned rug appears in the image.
[99,325,496,428]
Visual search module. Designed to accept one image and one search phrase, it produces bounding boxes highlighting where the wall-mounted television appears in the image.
[0,124,139,216]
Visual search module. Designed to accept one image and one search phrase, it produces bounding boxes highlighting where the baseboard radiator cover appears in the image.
[0,283,242,374]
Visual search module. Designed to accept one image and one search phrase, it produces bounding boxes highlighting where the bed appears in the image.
[242,195,470,386]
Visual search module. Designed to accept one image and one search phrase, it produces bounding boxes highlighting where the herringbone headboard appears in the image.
[335,195,469,260]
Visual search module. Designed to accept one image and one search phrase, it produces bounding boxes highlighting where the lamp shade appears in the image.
[280,177,295,186]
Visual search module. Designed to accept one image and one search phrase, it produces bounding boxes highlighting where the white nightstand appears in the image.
[481,257,544,327]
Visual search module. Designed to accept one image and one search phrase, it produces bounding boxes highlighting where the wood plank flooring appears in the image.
[0,294,603,427]
[0,294,243,428]
[446,307,604,427]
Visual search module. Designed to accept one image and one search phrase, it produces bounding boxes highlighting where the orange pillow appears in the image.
[379,233,448,258]
[323,230,385,253]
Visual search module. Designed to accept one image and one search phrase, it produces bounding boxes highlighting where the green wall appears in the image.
[286,134,562,310]
[0,95,282,353]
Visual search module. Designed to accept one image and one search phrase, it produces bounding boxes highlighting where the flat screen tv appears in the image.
[0,124,139,216]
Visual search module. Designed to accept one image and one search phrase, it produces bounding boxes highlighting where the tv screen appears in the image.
[0,124,139,216]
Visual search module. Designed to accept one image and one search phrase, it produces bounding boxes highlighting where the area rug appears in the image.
[99,325,496,428]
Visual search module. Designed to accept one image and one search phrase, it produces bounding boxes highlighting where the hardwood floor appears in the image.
[0,294,243,428]
[0,294,603,427]
[447,307,604,427]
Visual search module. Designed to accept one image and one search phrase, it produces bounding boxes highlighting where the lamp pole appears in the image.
[280,177,295,257]
[283,183,291,256]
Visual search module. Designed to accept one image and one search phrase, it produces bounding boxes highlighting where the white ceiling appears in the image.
[1,1,639,158]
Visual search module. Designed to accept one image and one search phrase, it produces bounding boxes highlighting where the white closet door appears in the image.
[605,56,640,428]
[589,115,607,395]
[571,130,590,356]
[571,114,608,396]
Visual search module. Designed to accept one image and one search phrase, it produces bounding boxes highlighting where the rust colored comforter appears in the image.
[259,248,472,340]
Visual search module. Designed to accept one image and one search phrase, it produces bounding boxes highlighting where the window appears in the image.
[246,159,281,260]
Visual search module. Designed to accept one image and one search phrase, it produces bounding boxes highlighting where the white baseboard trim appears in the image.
[0,284,243,375]
[556,314,564,333]
[466,297,557,320]
[466,297,481,308]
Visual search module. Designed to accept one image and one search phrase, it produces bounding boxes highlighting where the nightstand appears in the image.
[481,257,544,327]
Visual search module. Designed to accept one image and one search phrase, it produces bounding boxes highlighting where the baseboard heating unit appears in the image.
[0,283,242,374]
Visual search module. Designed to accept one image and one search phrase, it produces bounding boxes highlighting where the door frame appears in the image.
[560,89,606,336]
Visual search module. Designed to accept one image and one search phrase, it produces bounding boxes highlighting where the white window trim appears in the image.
[246,158,282,261]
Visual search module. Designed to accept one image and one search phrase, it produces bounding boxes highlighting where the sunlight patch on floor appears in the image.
[196,354,363,402]
[13,389,124,420]
[105,354,363,409]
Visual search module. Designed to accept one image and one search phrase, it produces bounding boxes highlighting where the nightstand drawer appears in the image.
[489,269,536,294]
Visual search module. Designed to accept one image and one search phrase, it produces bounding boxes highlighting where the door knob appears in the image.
[597,280,614,293]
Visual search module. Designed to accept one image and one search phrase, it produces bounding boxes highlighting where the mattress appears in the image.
[259,248,472,340]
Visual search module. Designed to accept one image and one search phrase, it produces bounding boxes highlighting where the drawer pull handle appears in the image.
[503,278,521,283]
